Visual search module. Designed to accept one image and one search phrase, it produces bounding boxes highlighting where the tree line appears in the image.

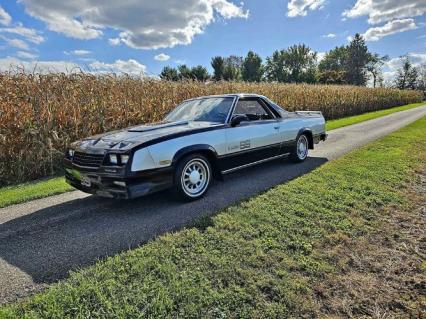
[160,33,425,91]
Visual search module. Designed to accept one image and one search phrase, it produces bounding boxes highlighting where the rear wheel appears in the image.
[173,154,212,201]
[290,134,309,163]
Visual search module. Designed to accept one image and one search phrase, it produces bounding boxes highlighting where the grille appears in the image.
[72,152,105,168]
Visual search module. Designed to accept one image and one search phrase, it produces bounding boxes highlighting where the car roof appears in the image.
[185,93,268,100]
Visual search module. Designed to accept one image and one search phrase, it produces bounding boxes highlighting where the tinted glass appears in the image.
[234,99,273,121]
[165,97,234,123]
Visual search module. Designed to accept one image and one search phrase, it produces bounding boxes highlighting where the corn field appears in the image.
[0,72,422,186]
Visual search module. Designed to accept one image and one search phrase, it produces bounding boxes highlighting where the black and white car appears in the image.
[64,94,327,200]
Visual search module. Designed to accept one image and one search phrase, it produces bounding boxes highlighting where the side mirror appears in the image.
[230,114,249,127]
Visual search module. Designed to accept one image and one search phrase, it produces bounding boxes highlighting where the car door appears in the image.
[221,97,281,171]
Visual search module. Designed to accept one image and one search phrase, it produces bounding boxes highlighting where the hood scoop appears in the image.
[128,121,189,132]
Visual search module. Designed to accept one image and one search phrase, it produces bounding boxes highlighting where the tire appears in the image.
[290,134,309,163]
[173,154,212,201]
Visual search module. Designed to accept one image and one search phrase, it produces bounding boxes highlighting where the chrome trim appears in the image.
[221,153,290,175]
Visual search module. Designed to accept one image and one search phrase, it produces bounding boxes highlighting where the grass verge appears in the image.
[1,116,424,317]
[326,102,424,130]
[1,102,424,209]
[0,177,72,208]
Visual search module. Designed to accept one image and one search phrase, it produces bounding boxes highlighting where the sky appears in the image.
[0,0,425,82]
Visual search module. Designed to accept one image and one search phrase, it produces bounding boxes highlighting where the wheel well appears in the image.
[300,130,314,149]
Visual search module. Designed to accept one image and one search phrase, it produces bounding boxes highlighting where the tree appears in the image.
[265,50,287,82]
[242,51,263,82]
[223,55,243,81]
[190,65,210,81]
[211,56,225,81]
[177,64,192,80]
[395,56,419,90]
[416,64,426,93]
[318,46,348,84]
[284,44,317,83]
[265,44,317,83]
[345,34,371,86]
[366,53,388,88]
[318,46,348,73]
[160,66,179,81]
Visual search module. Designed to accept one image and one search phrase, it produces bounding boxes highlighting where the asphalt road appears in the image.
[1,105,425,304]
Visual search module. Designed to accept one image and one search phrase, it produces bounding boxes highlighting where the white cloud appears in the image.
[322,33,336,38]
[19,0,248,49]
[0,5,12,26]
[108,38,120,46]
[0,23,44,44]
[363,19,417,41]
[0,57,80,73]
[0,35,29,49]
[16,51,38,59]
[154,53,170,61]
[64,49,91,56]
[0,57,148,76]
[287,0,326,17]
[89,59,147,75]
[343,0,426,25]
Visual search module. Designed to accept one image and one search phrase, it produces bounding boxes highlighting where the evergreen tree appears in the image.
[345,34,370,86]
[211,56,225,81]
[242,51,263,82]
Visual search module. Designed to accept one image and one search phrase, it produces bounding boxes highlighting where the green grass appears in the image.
[1,116,424,318]
[0,177,73,208]
[326,102,424,130]
[0,102,423,209]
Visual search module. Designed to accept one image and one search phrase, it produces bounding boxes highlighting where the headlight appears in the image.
[121,155,129,164]
[109,154,118,164]
[68,149,75,158]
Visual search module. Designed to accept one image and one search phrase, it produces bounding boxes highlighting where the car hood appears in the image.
[73,121,223,152]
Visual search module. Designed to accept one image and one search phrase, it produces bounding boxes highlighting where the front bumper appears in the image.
[64,159,174,199]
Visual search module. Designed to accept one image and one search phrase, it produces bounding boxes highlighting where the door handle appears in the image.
[274,126,279,130]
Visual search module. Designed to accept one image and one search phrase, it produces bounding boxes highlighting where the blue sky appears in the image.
[0,0,425,81]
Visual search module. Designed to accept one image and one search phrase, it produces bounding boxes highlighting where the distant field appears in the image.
[0,72,422,186]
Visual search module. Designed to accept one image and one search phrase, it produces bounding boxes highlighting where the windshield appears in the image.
[165,97,234,123]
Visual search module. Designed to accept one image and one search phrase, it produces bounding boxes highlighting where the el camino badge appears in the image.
[240,140,251,150]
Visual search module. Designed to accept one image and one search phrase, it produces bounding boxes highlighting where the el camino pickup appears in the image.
[64,94,327,200]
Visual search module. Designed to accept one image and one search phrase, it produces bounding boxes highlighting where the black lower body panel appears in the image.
[64,164,174,199]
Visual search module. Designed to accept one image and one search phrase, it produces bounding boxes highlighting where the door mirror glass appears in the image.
[230,114,249,127]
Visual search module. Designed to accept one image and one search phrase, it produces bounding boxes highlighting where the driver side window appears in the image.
[234,99,273,121]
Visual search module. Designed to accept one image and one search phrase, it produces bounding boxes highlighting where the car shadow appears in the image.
[0,156,328,291]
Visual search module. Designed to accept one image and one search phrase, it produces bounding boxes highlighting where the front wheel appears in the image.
[290,134,309,163]
[173,154,212,201]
